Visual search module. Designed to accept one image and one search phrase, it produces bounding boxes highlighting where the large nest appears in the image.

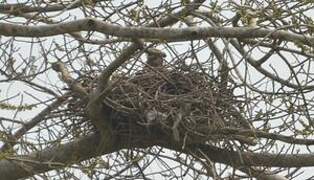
[103,68,246,143]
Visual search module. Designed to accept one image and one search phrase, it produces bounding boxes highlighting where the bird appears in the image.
[145,48,166,68]
[133,48,166,82]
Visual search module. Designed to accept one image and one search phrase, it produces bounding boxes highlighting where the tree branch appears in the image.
[0,1,90,14]
[0,95,69,153]
[1,133,314,179]
[0,133,156,180]
[166,143,314,168]
[0,20,313,46]
[51,62,88,97]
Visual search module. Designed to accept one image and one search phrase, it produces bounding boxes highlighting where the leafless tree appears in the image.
[1,0,314,179]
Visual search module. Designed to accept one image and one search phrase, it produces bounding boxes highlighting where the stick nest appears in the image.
[103,68,245,143]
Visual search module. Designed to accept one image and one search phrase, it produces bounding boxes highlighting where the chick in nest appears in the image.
[145,48,166,68]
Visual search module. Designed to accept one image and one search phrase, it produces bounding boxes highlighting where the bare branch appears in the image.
[1,20,313,46]
[1,134,314,179]
[0,95,69,152]
[51,62,88,97]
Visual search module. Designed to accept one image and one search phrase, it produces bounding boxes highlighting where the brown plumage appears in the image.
[145,48,166,68]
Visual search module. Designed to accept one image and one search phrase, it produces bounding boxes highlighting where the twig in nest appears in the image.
[172,111,182,141]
